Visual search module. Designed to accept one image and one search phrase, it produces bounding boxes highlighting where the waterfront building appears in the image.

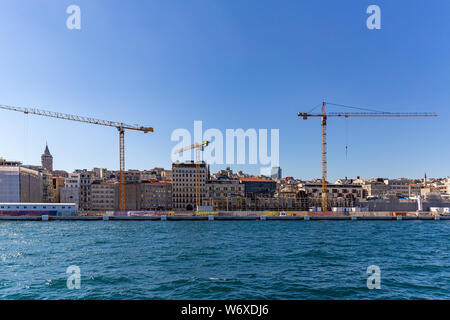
[114,181,141,211]
[300,183,363,208]
[172,161,208,211]
[88,179,173,212]
[0,167,43,203]
[0,159,43,203]
[0,203,76,216]
[357,178,421,198]
[79,171,94,211]
[300,183,363,199]
[240,177,277,197]
[60,173,80,210]
[203,177,245,210]
[141,179,172,210]
[41,143,53,171]
[276,186,309,210]
[206,177,245,198]
[91,181,116,211]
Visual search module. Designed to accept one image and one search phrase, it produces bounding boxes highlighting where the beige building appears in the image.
[172,161,208,211]
[203,178,245,210]
[90,179,173,212]
[60,173,80,208]
[91,181,116,211]
[141,180,172,210]
[206,179,245,198]
[357,178,421,198]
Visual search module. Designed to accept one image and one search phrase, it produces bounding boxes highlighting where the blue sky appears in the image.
[0,0,448,180]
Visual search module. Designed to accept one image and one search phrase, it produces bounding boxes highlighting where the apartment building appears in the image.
[79,171,94,211]
[60,173,80,209]
[91,181,116,211]
[172,161,208,210]
[141,179,172,210]
[206,178,245,198]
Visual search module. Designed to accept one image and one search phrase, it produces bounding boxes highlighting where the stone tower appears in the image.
[41,143,53,171]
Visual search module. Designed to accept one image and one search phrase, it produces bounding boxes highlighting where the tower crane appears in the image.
[174,141,209,209]
[298,102,437,212]
[0,104,153,211]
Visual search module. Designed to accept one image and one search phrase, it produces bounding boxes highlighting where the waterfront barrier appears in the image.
[0,215,449,221]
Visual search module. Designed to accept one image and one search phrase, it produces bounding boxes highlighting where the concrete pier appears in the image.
[0,215,449,221]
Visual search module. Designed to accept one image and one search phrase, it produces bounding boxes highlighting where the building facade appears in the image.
[141,180,172,210]
[60,174,80,211]
[91,181,116,211]
[172,161,208,210]
[0,203,76,216]
[79,171,93,211]
[240,178,277,197]
[203,177,245,210]
[0,161,42,203]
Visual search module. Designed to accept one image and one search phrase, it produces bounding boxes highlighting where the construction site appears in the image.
[1,101,448,220]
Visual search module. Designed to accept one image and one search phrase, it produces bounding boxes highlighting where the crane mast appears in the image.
[299,102,437,212]
[0,104,153,212]
[321,102,327,212]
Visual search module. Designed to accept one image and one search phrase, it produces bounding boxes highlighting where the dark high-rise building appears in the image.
[270,166,282,179]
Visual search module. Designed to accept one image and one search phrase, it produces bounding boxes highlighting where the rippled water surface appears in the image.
[0,221,449,299]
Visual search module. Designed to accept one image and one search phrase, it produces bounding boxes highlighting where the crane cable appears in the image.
[345,116,349,160]
[325,102,392,161]
[326,102,390,113]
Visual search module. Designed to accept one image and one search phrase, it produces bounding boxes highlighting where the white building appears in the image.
[60,173,80,210]
[0,203,76,216]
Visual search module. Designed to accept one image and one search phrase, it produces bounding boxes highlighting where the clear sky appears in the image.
[0,0,448,181]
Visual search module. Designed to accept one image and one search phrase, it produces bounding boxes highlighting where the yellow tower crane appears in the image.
[298,101,437,212]
[173,141,209,209]
[0,104,153,211]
